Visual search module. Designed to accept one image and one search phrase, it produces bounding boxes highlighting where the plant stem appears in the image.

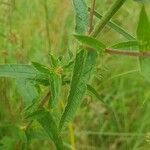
[105,48,150,57]
[44,0,51,51]
[91,0,126,38]
[88,0,96,34]
[68,123,76,150]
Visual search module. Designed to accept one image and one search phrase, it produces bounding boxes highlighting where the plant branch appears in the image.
[105,48,150,57]
[88,0,96,34]
[91,0,126,38]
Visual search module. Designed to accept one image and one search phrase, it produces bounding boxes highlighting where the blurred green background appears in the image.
[0,0,150,149]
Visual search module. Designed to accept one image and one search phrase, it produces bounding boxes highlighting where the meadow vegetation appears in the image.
[0,0,150,149]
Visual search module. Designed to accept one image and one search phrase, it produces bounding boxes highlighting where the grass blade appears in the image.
[91,0,127,37]
[87,84,105,104]
[89,8,136,40]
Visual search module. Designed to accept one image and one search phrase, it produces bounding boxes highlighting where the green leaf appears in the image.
[137,6,150,81]
[0,64,49,85]
[26,126,49,141]
[32,62,50,74]
[111,41,139,50]
[59,49,97,130]
[140,58,150,81]
[89,8,136,40]
[27,109,64,150]
[72,0,88,34]
[87,84,112,111]
[49,55,62,108]
[49,54,59,68]
[59,49,74,68]
[16,79,40,106]
[74,34,106,52]
[0,124,27,150]
[137,6,150,51]
[87,84,105,104]
[49,73,62,108]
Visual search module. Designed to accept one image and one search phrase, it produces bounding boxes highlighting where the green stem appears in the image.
[91,0,126,38]
[44,0,51,51]
[88,0,96,34]
[105,48,150,57]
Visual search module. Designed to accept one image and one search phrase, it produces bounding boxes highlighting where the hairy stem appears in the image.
[91,0,126,37]
[105,48,150,57]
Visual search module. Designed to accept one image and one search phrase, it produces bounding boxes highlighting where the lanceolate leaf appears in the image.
[72,0,88,34]
[27,109,64,150]
[137,6,150,51]
[59,49,97,130]
[0,64,49,84]
[137,6,150,81]
[26,127,49,141]
[49,54,59,68]
[32,61,62,108]
[49,73,62,108]
[32,62,50,74]
[74,34,106,52]
[87,84,105,104]
[16,79,40,106]
[49,55,62,108]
